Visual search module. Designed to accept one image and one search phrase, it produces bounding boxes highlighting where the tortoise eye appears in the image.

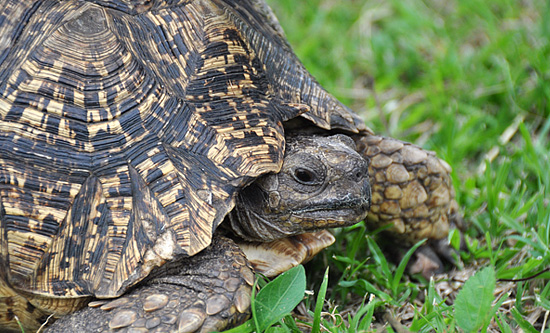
[293,168,316,185]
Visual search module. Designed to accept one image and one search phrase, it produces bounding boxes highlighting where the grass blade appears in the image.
[311,267,329,333]
[392,239,426,296]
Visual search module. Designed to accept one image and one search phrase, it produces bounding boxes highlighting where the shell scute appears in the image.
[0,1,295,302]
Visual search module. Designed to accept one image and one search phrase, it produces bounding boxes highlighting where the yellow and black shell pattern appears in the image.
[0,0,365,302]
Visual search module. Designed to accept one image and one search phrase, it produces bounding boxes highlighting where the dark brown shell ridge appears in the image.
[215,0,367,133]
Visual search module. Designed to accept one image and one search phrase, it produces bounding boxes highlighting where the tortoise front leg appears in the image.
[46,236,253,333]
[355,134,464,276]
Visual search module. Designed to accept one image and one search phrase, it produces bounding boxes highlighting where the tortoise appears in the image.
[0,0,461,331]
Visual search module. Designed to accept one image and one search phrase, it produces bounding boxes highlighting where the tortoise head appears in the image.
[227,134,371,242]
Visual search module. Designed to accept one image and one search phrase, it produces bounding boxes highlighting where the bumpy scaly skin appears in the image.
[46,236,253,333]
[355,134,461,245]
[355,134,463,276]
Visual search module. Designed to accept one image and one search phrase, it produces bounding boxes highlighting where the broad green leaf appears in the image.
[254,265,306,331]
[454,266,496,332]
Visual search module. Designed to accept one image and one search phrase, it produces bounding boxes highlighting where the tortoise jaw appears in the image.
[288,205,370,231]
[291,197,371,215]
[226,196,370,243]
[289,183,371,228]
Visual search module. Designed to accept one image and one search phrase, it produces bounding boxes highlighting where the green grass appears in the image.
[256,0,550,331]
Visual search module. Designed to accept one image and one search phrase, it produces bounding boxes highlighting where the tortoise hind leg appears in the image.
[46,236,253,332]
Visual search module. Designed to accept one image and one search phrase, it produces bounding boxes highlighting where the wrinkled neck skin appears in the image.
[227,134,371,242]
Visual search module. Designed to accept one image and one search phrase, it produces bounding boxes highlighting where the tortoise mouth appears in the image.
[290,179,371,220]
[226,181,371,243]
[288,197,371,231]
[291,198,370,215]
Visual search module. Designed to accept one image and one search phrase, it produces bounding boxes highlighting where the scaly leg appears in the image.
[46,236,253,332]
[355,134,464,276]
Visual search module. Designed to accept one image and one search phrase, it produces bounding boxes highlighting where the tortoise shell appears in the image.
[0,0,366,302]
